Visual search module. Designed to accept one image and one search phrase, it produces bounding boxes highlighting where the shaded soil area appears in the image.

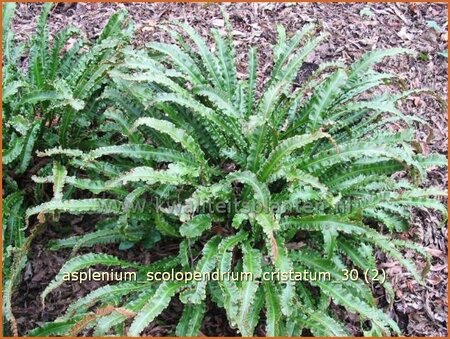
[9,2,448,337]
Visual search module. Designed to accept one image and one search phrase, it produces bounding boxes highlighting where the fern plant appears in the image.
[17,15,447,337]
[2,3,133,173]
[2,4,134,335]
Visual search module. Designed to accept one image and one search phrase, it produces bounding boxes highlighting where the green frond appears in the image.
[216,232,247,327]
[302,69,347,132]
[270,32,329,91]
[259,131,329,180]
[346,48,411,88]
[63,282,148,318]
[128,281,186,336]
[51,162,67,201]
[49,228,124,252]
[93,289,155,335]
[246,47,257,117]
[263,282,283,337]
[180,237,220,304]
[41,253,142,304]
[176,21,224,90]
[27,319,82,337]
[270,24,315,82]
[2,2,17,63]
[17,122,41,174]
[179,214,213,238]
[147,41,205,84]
[107,163,199,188]
[211,28,237,96]
[26,199,123,227]
[237,243,262,336]
[316,281,400,336]
[98,9,132,42]
[228,171,270,209]
[302,309,349,336]
[154,213,181,238]
[132,117,207,167]
[196,87,240,118]
[176,303,206,337]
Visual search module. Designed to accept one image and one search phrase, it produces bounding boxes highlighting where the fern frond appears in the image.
[237,243,262,336]
[132,117,207,167]
[175,302,206,336]
[263,282,283,336]
[180,237,220,304]
[179,214,213,238]
[41,253,142,304]
[128,281,186,336]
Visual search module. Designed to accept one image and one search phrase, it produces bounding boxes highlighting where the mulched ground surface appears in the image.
[9,2,448,337]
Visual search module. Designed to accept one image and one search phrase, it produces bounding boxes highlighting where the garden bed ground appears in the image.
[10,2,448,337]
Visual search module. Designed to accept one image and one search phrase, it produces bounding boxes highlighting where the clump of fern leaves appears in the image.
[2,4,133,336]
[10,9,448,338]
